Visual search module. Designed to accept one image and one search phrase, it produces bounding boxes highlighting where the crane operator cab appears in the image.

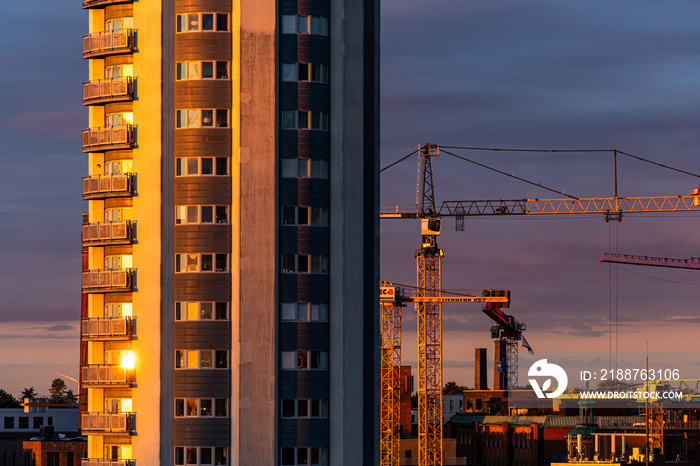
[421,218,441,236]
[420,218,442,251]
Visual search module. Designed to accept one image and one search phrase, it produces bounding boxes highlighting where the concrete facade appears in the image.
[80,0,378,464]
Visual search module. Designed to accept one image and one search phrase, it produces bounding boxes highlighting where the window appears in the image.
[105,64,134,79]
[176,61,229,80]
[175,447,227,465]
[105,17,133,32]
[281,158,328,179]
[18,417,28,429]
[175,350,228,369]
[105,159,133,175]
[281,302,328,322]
[176,109,229,128]
[175,253,228,273]
[176,13,229,32]
[280,351,328,371]
[281,15,329,36]
[281,254,328,274]
[105,302,133,318]
[106,112,133,127]
[47,452,60,466]
[281,111,328,131]
[282,206,328,226]
[175,398,228,418]
[281,399,328,418]
[104,207,133,223]
[176,302,228,321]
[176,205,228,224]
[4,417,13,429]
[281,447,328,465]
[282,63,329,83]
[105,254,133,270]
[33,417,42,429]
[176,157,229,176]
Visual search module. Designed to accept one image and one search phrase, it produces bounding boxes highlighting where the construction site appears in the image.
[378,143,700,466]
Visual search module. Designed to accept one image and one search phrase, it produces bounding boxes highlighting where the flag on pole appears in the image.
[522,335,534,355]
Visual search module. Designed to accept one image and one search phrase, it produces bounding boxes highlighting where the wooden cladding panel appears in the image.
[174,322,231,348]
[104,150,134,162]
[174,226,232,252]
[104,245,133,256]
[104,293,133,303]
[174,81,231,108]
[104,102,134,115]
[104,198,133,209]
[175,35,231,61]
[174,0,232,12]
[174,178,231,204]
[104,4,133,20]
[104,55,134,67]
[174,274,231,301]
[174,129,232,156]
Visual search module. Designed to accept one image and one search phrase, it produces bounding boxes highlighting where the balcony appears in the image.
[81,365,134,387]
[81,317,134,340]
[82,125,133,152]
[81,412,134,434]
[83,78,133,105]
[82,269,133,293]
[82,460,135,466]
[82,174,133,200]
[82,221,133,245]
[83,0,132,9]
[83,30,134,58]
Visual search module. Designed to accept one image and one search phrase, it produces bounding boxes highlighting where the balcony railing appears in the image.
[83,0,132,9]
[82,269,133,293]
[82,174,133,200]
[82,221,133,245]
[82,460,135,466]
[83,77,133,105]
[81,317,134,340]
[83,30,134,58]
[81,412,134,434]
[82,125,133,151]
[81,365,134,387]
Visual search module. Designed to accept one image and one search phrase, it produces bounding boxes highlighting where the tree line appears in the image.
[0,379,73,408]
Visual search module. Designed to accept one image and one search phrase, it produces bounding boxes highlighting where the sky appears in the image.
[1,0,700,397]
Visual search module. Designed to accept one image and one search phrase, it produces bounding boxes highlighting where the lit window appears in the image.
[105,17,133,32]
[105,64,134,79]
[281,158,328,179]
[176,302,228,321]
[281,302,328,322]
[105,159,133,175]
[175,157,228,176]
[175,350,228,369]
[280,15,329,36]
[106,112,133,127]
[176,61,229,80]
[174,398,227,418]
[176,13,229,32]
[176,109,229,128]
[175,254,228,273]
[105,254,133,270]
[176,205,229,224]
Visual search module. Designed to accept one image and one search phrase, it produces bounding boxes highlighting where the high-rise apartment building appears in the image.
[79,0,379,464]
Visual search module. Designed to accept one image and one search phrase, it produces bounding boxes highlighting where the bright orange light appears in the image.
[121,350,135,369]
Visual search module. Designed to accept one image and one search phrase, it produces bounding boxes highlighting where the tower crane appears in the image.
[483,303,532,390]
[380,282,510,466]
[381,142,700,466]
